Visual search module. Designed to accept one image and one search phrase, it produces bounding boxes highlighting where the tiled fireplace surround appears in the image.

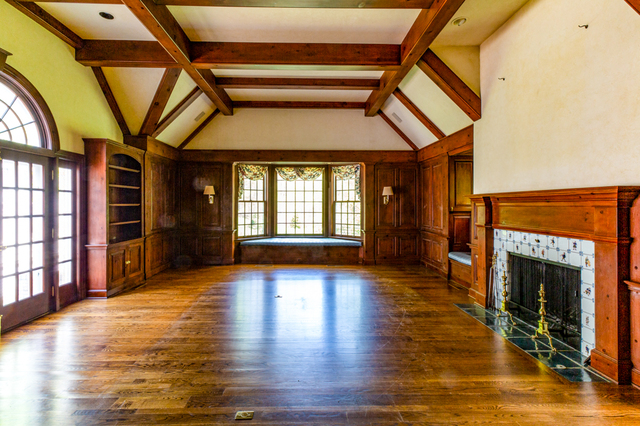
[469,187,640,385]
[493,230,595,357]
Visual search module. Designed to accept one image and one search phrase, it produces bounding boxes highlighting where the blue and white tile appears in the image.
[521,244,531,256]
[514,243,522,254]
[539,247,549,260]
[506,241,514,252]
[582,341,593,357]
[530,246,539,258]
[581,268,595,285]
[569,252,582,267]
[582,312,595,331]
[583,254,595,270]
[548,236,558,249]
[581,282,594,299]
[582,327,596,347]
[495,229,500,239]
[570,239,581,253]
[548,248,559,262]
[509,231,516,241]
[558,237,569,251]
[582,295,595,315]
[536,234,548,247]
[582,240,595,256]
[558,250,569,264]
[521,233,529,244]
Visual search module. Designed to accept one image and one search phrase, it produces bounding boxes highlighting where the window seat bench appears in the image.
[448,251,472,289]
[238,238,361,264]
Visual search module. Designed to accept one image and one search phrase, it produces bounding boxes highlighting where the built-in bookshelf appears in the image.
[108,154,142,244]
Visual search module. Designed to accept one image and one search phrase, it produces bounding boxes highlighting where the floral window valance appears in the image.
[238,164,268,199]
[275,167,323,181]
[332,165,361,199]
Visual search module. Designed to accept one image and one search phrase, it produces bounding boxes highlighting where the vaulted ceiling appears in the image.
[9,0,530,150]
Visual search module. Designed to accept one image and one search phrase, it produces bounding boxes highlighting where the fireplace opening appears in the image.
[508,254,582,350]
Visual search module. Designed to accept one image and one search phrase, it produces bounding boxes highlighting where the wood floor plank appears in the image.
[0,265,639,425]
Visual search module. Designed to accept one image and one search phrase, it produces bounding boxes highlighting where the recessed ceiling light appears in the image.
[99,12,114,20]
[452,17,467,27]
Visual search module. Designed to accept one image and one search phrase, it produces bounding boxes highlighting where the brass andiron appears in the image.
[531,283,556,352]
[496,271,516,325]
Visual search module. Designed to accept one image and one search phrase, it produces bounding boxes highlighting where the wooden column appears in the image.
[221,162,235,265]
[626,281,640,387]
[361,162,376,265]
[468,196,492,307]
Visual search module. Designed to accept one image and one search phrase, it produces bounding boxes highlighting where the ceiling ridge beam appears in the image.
[26,0,435,6]
[417,49,481,121]
[392,88,445,139]
[234,101,365,109]
[378,110,419,151]
[625,0,640,14]
[216,77,381,90]
[6,0,84,49]
[153,87,203,138]
[364,0,466,116]
[140,68,182,135]
[91,67,130,136]
[177,109,219,150]
[121,0,233,115]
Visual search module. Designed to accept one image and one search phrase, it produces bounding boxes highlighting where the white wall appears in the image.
[475,0,640,193]
[187,108,412,151]
[0,2,121,153]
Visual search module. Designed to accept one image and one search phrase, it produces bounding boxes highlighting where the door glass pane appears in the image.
[59,215,71,238]
[59,192,72,214]
[59,262,71,286]
[18,272,30,301]
[2,247,16,276]
[32,269,43,295]
[17,217,30,244]
[3,189,15,216]
[32,190,43,216]
[17,190,30,216]
[2,276,16,306]
[17,162,29,188]
[32,164,43,189]
[32,217,43,242]
[59,168,72,191]
[59,238,71,262]
[3,218,15,246]
[18,244,30,272]
[32,243,43,269]
[2,160,15,187]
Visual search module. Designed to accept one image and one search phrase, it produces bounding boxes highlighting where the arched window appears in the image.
[0,65,59,151]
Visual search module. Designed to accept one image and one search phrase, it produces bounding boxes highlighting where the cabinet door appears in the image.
[108,247,127,286]
[127,241,144,281]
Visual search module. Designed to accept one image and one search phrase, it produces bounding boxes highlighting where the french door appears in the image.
[0,149,53,331]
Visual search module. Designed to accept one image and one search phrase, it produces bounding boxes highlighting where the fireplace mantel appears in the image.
[469,186,640,385]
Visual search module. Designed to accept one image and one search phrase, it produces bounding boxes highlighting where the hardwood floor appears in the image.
[1,265,640,425]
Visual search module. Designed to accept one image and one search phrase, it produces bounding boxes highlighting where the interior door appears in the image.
[1,150,52,331]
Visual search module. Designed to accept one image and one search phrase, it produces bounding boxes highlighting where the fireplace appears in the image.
[509,254,582,350]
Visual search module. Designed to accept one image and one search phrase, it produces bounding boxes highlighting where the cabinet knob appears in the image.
[125,260,131,265]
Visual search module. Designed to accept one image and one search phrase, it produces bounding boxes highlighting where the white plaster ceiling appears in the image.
[381,97,439,149]
[157,94,215,147]
[101,68,166,135]
[169,7,420,44]
[433,0,530,46]
[36,3,156,41]
[160,71,197,121]
[226,89,370,102]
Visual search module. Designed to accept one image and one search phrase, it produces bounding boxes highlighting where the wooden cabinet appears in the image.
[85,139,145,298]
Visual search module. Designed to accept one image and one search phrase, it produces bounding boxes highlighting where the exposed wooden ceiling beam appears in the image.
[191,42,400,70]
[417,49,481,121]
[5,0,84,49]
[365,0,466,116]
[378,110,419,151]
[216,77,381,90]
[177,109,220,150]
[26,0,435,7]
[76,40,401,70]
[121,0,233,115]
[91,67,130,136]
[0,48,11,72]
[234,101,365,109]
[140,68,182,136]
[153,87,202,138]
[393,88,445,139]
[625,0,640,14]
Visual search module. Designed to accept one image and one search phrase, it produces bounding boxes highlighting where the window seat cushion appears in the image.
[448,251,472,266]
[240,237,361,247]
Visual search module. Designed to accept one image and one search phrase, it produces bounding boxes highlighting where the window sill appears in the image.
[239,237,361,247]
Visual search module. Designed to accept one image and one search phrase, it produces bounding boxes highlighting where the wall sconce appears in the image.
[203,185,215,204]
[382,186,394,205]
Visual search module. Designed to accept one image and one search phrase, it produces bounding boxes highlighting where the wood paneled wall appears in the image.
[470,187,640,385]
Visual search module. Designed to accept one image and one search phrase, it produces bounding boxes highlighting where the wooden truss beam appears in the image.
[625,0,640,14]
[91,67,130,136]
[177,109,220,150]
[153,87,202,138]
[365,0,466,116]
[140,68,182,135]
[392,88,445,139]
[27,0,435,8]
[378,110,419,151]
[121,0,233,115]
[417,49,481,121]
[234,101,365,109]
[216,77,381,90]
[5,0,84,49]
